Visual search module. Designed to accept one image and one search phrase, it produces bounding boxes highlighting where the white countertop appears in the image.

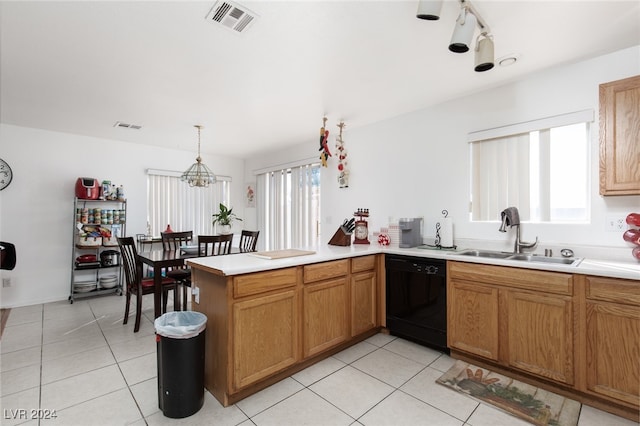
[187,244,640,281]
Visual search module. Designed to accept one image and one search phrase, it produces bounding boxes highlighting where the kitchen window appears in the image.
[256,162,321,250]
[146,169,230,236]
[469,110,592,223]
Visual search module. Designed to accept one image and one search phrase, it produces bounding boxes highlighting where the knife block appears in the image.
[328,226,352,246]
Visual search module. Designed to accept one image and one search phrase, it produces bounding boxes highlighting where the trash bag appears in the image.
[154,311,207,339]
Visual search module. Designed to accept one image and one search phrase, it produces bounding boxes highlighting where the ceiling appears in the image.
[1,1,638,158]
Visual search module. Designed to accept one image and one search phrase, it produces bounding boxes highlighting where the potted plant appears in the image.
[212,203,242,234]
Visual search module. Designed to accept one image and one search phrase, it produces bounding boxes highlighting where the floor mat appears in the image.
[436,360,581,426]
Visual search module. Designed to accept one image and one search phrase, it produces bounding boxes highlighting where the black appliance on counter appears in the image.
[385,255,448,353]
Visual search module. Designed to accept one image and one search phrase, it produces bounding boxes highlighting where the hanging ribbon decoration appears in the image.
[336,121,349,188]
[318,116,331,167]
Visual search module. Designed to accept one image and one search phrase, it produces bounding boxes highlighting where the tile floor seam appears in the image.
[396,386,480,424]
[303,384,360,424]
[92,301,150,424]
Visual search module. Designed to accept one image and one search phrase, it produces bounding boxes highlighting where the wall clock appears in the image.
[0,158,12,191]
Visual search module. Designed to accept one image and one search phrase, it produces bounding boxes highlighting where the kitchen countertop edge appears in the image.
[186,245,640,281]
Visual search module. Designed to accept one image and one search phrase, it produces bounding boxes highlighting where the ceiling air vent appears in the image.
[205,1,257,33]
[113,121,142,130]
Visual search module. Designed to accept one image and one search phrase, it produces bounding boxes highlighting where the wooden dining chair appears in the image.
[117,237,180,332]
[172,234,234,311]
[160,231,193,308]
[239,230,259,252]
[198,234,234,256]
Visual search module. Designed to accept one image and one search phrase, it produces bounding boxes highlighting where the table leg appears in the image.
[154,272,162,319]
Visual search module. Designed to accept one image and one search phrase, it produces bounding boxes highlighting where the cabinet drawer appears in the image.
[351,255,376,273]
[304,260,349,283]
[233,267,298,298]
[448,261,572,295]
[586,275,640,306]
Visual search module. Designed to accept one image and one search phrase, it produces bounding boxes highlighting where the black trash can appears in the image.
[154,311,207,418]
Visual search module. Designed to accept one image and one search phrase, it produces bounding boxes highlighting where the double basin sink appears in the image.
[455,249,583,266]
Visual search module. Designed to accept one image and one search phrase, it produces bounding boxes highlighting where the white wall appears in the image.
[246,46,640,254]
[0,125,244,308]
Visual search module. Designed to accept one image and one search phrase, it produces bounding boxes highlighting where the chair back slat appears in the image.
[239,230,259,252]
[161,231,193,251]
[117,236,143,292]
[198,234,233,256]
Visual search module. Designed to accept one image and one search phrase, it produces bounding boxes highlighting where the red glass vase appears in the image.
[623,229,640,245]
[626,213,640,227]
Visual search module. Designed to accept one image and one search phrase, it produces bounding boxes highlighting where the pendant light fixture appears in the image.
[181,125,217,187]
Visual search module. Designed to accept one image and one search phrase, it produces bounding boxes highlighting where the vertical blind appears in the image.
[147,170,229,236]
[257,163,320,251]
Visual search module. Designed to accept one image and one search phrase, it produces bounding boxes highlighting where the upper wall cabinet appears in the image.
[599,75,640,196]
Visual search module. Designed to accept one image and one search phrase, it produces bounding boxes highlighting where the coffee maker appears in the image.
[399,218,423,248]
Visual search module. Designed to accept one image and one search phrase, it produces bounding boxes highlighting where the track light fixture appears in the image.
[449,6,477,53]
[417,0,496,72]
[474,33,494,72]
[416,0,443,21]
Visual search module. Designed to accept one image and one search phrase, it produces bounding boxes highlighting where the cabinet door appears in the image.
[586,300,640,405]
[232,289,299,391]
[599,74,640,195]
[351,271,377,336]
[506,290,574,385]
[447,280,499,361]
[303,277,349,358]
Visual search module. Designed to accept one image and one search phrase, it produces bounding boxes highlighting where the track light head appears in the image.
[449,7,477,53]
[416,0,443,20]
[474,33,494,72]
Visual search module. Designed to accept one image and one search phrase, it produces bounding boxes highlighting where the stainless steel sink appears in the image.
[456,249,513,259]
[455,249,582,266]
[505,254,582,266]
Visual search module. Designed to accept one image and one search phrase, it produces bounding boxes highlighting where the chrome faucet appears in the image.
[499,207,538,254]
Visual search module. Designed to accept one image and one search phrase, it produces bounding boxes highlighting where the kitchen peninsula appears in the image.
[186,245,384,407]
[187,245,639,420]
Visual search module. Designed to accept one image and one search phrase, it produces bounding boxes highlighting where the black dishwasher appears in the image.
[386,255,448,353]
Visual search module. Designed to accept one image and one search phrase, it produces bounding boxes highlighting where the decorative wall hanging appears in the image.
[336,121,349,188]
[318,116,331,167]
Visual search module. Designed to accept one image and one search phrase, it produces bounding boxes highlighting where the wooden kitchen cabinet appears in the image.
[506,289,574,384]
[191,254,382,407]
[447,261,574,385]
[231,267,299,391]
[232,289,299,390]
[447,280,499,361]
[599,74,640,195]
[351,255,377,336]
[582,275,640,407]
[302,276,349,357]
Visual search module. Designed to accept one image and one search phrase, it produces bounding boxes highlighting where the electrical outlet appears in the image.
[605,216,627,232]
[192,286,200,304]
[2,278,11,288]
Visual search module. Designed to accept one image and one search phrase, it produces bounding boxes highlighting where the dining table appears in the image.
[137,247,241,318]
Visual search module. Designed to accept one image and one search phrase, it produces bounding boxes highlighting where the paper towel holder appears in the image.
[435,209,457,250]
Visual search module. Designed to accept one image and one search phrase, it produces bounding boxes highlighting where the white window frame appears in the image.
[146,169,231,236]
[469,110,593,223]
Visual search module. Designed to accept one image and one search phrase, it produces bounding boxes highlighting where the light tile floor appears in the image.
[1,295,637,426]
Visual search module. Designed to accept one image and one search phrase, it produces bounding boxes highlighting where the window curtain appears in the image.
[257,163,320,251]
[471,133,530,221]
[147,172,229,236]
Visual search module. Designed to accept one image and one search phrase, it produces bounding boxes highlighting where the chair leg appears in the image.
[123,289,131,325]
[162,290,168,314]
[182,285,188,311]
[173,286,180,311]
[134,293,142,333]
